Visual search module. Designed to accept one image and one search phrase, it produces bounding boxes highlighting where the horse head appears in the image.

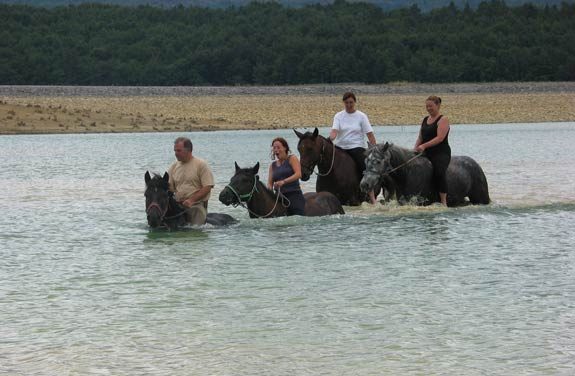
[294,127,321,181]
[144,171,171,228]
[219,162,260,206]
[360,142,393,193]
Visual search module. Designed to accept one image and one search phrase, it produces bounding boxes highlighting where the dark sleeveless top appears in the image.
[271,156,301,194]
[420,115,450,156]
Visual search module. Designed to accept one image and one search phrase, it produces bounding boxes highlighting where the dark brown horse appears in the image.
[219,162,344,218]
[294,128,379,206]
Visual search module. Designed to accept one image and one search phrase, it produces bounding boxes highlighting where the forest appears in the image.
[1,0,573,12]
[1,0,574,85]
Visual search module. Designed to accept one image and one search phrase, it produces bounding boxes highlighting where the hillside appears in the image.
[2,1,574,85]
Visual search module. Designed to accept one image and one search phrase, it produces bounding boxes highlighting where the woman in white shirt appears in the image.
[329,92,378,204]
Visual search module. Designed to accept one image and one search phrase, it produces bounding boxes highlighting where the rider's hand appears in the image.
[182,198,195,208]
[273,180,285,189]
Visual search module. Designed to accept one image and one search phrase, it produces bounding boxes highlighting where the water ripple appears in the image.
[1,124,575,374]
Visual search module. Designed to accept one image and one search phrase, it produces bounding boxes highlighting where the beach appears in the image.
[1,82,574,134]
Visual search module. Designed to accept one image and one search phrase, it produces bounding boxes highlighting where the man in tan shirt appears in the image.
[168,137,215,225]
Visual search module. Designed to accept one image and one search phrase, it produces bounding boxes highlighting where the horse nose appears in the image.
[147,215,160,228]
[219,188,232,205]
[360,177,371,193]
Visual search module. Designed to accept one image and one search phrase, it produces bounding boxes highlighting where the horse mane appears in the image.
[150,173,164,181]
[146,173,166,187]
[382,143,418,166]
[299,130,333,145]
[146,172,174,198]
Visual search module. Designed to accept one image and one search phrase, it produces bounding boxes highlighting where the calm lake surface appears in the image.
[1,123,574,375]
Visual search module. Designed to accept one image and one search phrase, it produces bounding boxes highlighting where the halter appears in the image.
[302,137,336,177]
[224,175,260,203]
[225,175,290,218]
[146,202,167,218]
[146,194,186,227]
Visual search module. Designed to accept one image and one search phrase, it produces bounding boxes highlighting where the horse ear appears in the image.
[235,161,240,173]
[313,128,319,138]
[294,128,304,139]
[162,172,169,183]
[253,162,260,174]
[145,171,151,184]
[383,142,390,151]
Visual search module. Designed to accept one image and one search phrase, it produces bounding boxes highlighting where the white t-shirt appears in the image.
[331,110,374,149]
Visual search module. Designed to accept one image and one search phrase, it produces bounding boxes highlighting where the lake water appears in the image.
[1,123,574,375]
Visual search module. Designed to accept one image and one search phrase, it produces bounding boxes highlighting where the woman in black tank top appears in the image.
[414,96,451,206]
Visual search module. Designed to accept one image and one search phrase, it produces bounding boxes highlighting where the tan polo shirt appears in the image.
[168,157,215,203]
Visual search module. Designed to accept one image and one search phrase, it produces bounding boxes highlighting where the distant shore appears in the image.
[1,82,574,135]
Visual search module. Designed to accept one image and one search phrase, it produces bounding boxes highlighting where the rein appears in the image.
[146,202,167,217]
[378,152,422,177]
[163,208,187,221]
[311,137,336,177]
[225,175,290,218]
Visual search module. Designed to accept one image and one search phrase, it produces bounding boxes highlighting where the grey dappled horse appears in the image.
[361,143,490,207]
[145,171,236,229]
[219,162,344,218]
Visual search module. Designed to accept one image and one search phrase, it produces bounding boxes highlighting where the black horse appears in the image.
[219,162,344,218]
[360,143,490,207]
[294,128,379,206]
[145,171,236,229]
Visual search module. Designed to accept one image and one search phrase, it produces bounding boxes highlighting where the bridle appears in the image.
[301,136,336,177]
[224,175,290,218]
[146,201,167,219]
[146,190,186,227]
[225,175,260,204]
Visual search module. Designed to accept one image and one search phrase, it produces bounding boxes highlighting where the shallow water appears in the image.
[1,123,574,375]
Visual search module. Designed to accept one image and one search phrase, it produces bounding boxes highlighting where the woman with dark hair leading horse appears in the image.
[329,92,379,204]
[267,137,306,216]
[414,96,451,206]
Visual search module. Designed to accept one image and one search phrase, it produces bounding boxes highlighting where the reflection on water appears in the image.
[1,123,575,375]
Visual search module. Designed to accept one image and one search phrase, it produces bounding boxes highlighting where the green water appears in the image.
[1,123,574,375]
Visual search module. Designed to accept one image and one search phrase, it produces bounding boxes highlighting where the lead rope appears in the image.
[314,139,336,176]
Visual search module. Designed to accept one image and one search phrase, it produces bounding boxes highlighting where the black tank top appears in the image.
[420,115,450,155]
[271,156,301,194]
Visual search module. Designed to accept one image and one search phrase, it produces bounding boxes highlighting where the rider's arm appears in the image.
[285,155,302,183]
[329,129,338,142]
[414,132,422,149]
[367,132,376,146]
[182,185,213,208]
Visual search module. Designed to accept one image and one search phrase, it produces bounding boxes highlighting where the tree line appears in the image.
[1,0,573,12]
[1,0,574,85]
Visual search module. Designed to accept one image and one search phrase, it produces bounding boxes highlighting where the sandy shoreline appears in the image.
[1,83,574,134]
